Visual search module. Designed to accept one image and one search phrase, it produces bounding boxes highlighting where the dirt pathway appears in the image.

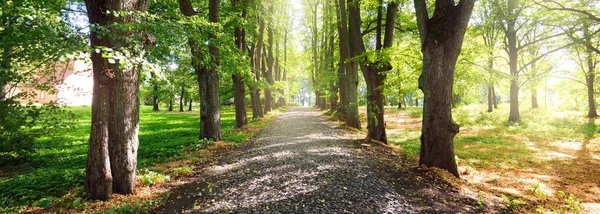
[156,108,484,213]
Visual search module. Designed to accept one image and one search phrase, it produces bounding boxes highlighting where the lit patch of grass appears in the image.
[0,105,279,212]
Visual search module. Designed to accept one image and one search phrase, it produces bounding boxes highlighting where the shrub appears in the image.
[0,98,73,165]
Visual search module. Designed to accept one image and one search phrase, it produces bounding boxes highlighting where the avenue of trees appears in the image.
[2,0,600,202]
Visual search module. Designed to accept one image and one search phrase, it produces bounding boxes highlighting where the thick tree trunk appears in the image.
[341,0,358,128]
[151,72,159,111]
[414,0,475,178]
[85,0,148,199]
[335,0,348,118]
[108,60,140,195]
[233,1,248,127]
[180,0,222,140]
[190,0,222,140]
[362,67,387,142]
[348,0,397,142]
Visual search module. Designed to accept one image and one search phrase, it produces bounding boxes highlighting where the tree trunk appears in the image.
[348,0,397,143]
[492,86,498,108]
[249,19,265,119]
[85,0,149,199]
[108,60,141,195]
[188,99,193,111]
[0,47,11,101]
[335,0,348,118]
[584,22,598,118]
[264,4,275,113]
[169,98,173,111]
[587,75,598,118]
[339,0,359,128]
[362,66,387,142]
[186,0,222,141]
[531,90,538,109]
[233,0,248,127]
[414,0,475,178]
[507,2,520,122]
[151,72,159,111]
[179,85,185,112]
[487,85,493,112]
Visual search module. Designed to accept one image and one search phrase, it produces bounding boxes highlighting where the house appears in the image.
[6,60,93,106]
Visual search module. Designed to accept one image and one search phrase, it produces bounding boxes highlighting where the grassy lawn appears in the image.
[0,105,278,213]
[380,105,600,213]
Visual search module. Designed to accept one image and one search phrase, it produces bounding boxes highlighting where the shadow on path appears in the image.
[155,107,482,213]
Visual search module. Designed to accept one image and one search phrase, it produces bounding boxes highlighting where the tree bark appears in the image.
[179,85,185,112]
[233,0,248,128]
[585,25,598,118]
[250,19,265,119]
[342,0,358,129]
[0,47,11,101]
[487,86,494,112]
[264,3,275,113]
[169,98,173,111]
[531,90,538,109]
[311,0,320,109]
[182,0,222,141]
[348,0,397,143]
[506,0,520,122]
[414,0,475,178]
[587,75,597,118]
[85,0,149,199]
[493,86,498,108]
[151,72,159,111]
[188,99,193,111]
[335,0,348,119]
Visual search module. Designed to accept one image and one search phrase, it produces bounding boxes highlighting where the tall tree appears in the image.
[233,0,249,127]
[179,0,222,140]
[414,0,476,177]
[348,0,398,143]
[496,0,567,122]
[264,2,275,113]
[250,17,265,118]
[84,0,149,200]
[338,0,360,128]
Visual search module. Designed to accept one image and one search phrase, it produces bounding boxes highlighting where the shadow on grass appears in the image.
[0,106,242,209]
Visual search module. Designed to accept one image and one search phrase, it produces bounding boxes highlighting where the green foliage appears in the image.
[0,99,74,165]
[138,169,170,186]
[502,194,526,208]
[556,191,583,213]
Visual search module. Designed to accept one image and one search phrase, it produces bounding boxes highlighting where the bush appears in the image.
[0,98,73,165]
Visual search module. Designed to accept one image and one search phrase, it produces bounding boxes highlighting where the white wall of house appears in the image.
[56,60,93,106]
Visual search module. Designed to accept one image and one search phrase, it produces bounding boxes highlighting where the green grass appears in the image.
[0,105,270,211]
[389,104,597,168]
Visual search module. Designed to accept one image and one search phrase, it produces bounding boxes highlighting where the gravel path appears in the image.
[158,107,483,213]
